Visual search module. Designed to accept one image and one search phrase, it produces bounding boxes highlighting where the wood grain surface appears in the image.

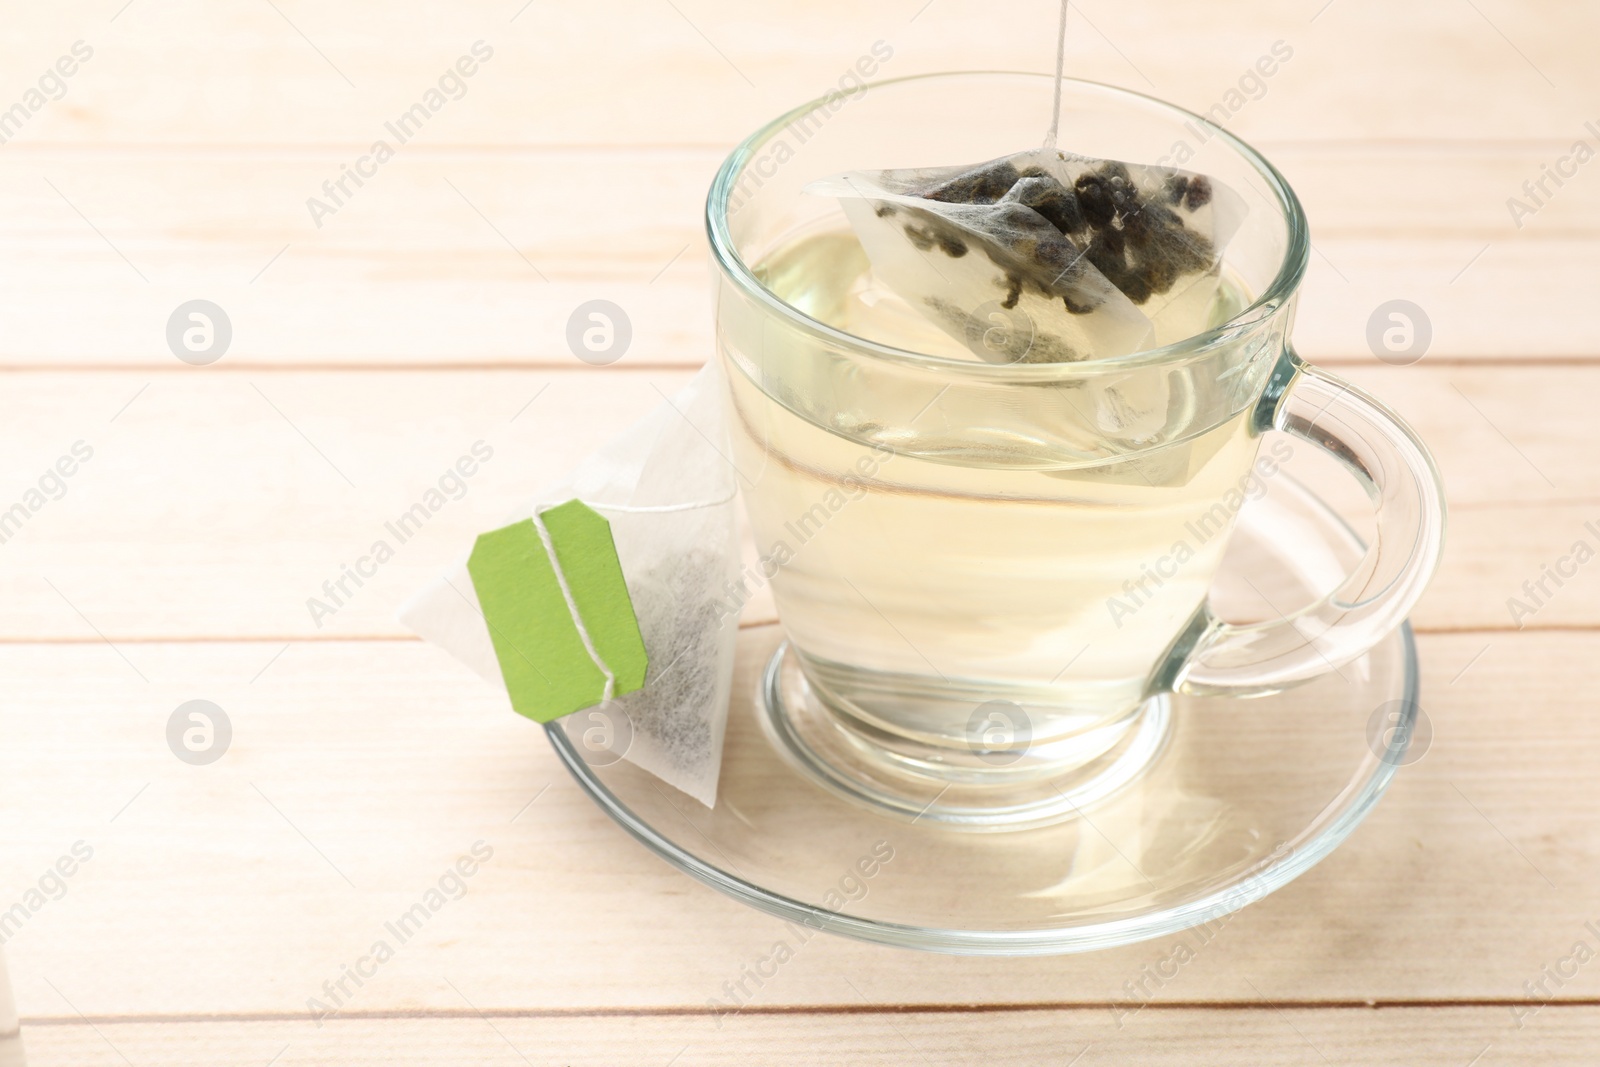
[0,1,1591,1063]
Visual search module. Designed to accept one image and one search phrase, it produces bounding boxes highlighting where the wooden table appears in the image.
[0,1,1595,1063]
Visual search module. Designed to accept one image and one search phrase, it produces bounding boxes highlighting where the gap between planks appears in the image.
[0,137,1585,156]
[0,621,1594,646]
[0,620,776,645]
[17,998,1600,1028]
[0,356,1597,374]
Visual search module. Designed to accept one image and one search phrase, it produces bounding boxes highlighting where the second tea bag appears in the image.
[400,364,741,808]
[807,147,1246,362]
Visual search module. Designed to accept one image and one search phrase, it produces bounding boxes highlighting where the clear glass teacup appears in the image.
[707,72,1445,828]
[0,943,22,1067]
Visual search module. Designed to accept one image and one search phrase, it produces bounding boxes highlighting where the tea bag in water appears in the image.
[400,364,741,807]
[807,146,1246,361]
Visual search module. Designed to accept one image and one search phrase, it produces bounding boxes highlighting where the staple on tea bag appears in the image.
[807,146,1246,361]
[400,363,741,808]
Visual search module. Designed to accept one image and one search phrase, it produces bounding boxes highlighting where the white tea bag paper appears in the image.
[400,364,741,807]
[808,148,1247,362]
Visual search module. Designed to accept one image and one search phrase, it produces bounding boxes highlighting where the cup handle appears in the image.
[1168,346,1447,696]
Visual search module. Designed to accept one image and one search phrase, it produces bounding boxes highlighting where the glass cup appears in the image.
[706,72,1446,828]
[0,944,22,1067]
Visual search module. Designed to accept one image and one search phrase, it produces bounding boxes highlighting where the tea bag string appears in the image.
[531,504,617,703]
[526,487,738,698]
[1044,0,1069,150]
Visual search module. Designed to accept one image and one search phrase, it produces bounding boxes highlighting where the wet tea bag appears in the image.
[808,0,1244,365]
[808,147,1246,363]
[400,364,741,807]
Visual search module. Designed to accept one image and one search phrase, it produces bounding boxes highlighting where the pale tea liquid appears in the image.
[725,229,1260,758]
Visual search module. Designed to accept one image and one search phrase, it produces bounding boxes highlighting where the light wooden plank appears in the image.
[0,364,1593,641]
[0,146,1593,365]
[12,1006,1600,1067]
[0,369,695,641]
[0,149,721,369]
[0,631,1594,1016]
[0,0,1590,146]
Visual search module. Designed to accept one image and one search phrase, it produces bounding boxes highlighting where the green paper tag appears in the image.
[466,501,648,723]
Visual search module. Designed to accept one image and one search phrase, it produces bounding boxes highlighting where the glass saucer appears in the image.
[547,474,1418,955]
